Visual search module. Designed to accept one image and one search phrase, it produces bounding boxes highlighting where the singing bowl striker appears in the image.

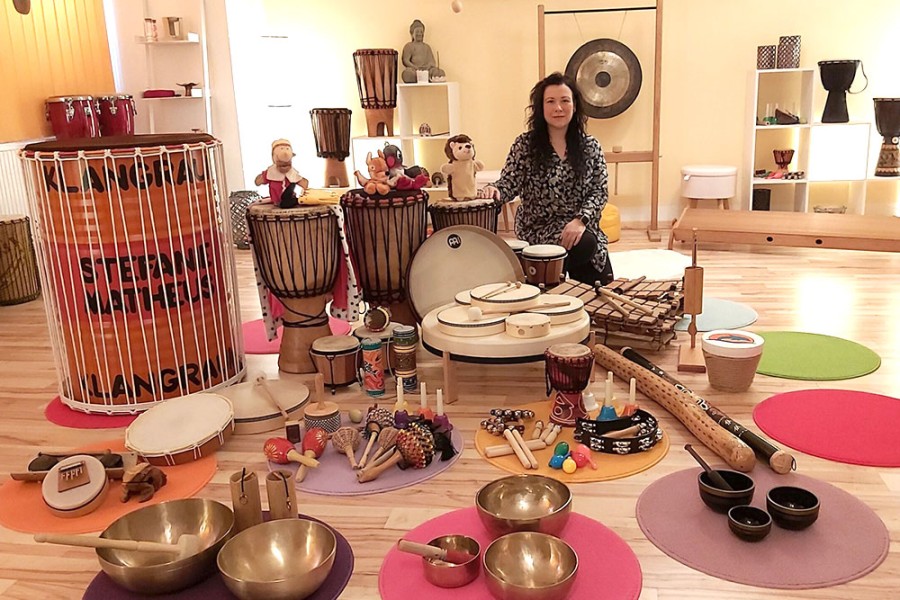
[217,518,336,600]
[483,532,578,600]
[476,474,572,538]
[97,498,234,594]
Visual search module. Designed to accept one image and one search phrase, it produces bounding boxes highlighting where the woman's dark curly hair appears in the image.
[525,71,588,177]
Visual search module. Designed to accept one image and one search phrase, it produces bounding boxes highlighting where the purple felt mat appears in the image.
[83,513,353,599]
[268,421,463,496]
[636,468,889,589]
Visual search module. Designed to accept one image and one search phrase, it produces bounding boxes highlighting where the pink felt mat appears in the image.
[753,389,900,467]
[268,423,463,496]
[243,318,351,354]
[636,468,889,589]
[45,397,139,429]
[379,507,641,600]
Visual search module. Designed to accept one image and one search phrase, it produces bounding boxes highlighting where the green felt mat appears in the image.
[756,331,881,380]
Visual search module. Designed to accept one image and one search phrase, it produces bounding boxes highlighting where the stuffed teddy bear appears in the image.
[354,150,392,195]
[440,134,483,200]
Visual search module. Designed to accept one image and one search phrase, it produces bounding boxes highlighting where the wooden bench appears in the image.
[669,208,900,253]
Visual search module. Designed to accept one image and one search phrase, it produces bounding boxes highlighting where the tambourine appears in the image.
[574,410,663,455]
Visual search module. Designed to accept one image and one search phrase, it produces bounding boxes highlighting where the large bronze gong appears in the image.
[565,38,642,119]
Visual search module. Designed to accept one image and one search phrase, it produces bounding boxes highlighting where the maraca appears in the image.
[575,443,598,470]
[295,427,328,482]
[263,437,320,474]
[332,427,362,469]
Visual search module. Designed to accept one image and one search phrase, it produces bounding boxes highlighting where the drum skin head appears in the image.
[408,225,525,320]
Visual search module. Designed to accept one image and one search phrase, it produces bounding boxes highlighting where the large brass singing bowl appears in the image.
[97,498,234,594]
[476,474,573,537]
[483,532,578,600]
[217,518,337,600]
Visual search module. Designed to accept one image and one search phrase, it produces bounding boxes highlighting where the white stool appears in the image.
[682,165,737,210]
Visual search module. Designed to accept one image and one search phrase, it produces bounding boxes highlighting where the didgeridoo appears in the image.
[593,344,756,472]
[621,347,796,474]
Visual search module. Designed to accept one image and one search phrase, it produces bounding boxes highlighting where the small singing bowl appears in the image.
[767,486,820,530]
[476,474,572,538]
[727,505,772,542]
[217,518,336,600]
[483,532,578,600]
[422,535,481,588]
[97,498,234,594]
[698,470,755,514]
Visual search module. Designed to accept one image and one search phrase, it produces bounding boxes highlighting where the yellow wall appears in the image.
[0,0,114,142]
[234,0,898,222]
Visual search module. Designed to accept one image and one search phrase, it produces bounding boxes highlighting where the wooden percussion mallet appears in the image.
[678,230,706,373]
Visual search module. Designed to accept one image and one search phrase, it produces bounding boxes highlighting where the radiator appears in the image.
[0,141,33,216]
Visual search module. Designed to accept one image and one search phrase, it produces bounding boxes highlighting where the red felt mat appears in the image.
[753,389,900,467]
[242,318,351,355]
[636,468,889,589]
[45,397,139,429]
[0,440,216,534]
[379,507,641,600]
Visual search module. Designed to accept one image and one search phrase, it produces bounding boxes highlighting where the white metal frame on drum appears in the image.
[21,139,245,413]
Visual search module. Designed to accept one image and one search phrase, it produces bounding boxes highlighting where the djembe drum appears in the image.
[340,189,428,326]
[545,343,593,426]
[428,198,502,233]
[20,134,245,413]
[247,203,340,374]
[0,215,40,305]
[310,108,352,187]
[353,49,398,136]
[818,60,866,123]
[874,98,900,177]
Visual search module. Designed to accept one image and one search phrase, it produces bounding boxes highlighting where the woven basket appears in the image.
[703,352,762,392]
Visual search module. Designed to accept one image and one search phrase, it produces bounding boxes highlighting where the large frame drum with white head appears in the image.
[20,134,245,414]
[246,203,340,373]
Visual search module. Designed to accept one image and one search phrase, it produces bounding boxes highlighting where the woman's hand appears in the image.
[560,218,585,250]
[478,185,500,200]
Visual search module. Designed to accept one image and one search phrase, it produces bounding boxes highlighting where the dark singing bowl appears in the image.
[483,532,578,600]
[217,518,337,600]
[476,474,573,538]
[97,498,234,594]
[698,470,755,514]
[728,505,772,542]
[767,486,820,530]
[422,534,481,589]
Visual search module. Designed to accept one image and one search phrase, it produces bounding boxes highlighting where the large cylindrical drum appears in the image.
[0,215,41,305]
[20,134,245,413]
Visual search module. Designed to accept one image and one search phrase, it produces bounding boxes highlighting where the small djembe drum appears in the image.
[874,98,900,177]
[310,108,352,187]
[20,134,245,413]
[0,215,40,305]
[545,343,593,426]
[353,49,398,136]
[340,189,428,326]
[428,198,502,233]
[247,203,340,373]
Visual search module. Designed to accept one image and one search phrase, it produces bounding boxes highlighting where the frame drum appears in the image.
[218,379,309,435]
[41,454,109,518]
[437,305,508,338]
[246,202,340,374]
[428,198,502,233]
[125,393,234,466]
[310,335,361,391]
[340,189,428,326]
[20,134,245,414]
[522,244,567,288]
[0,215,40,305]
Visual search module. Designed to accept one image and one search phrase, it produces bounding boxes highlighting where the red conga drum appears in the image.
[45,96,100,139]
[310,108,351,187]
[96,94,137,136]
[20,134,245,414]
[340,189,427,326]
[353,49,398,136]
[545,343,593,426]
[246,203,340,374]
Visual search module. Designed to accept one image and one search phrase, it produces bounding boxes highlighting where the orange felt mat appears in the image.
[0,440,216,534]
[475,401,669,482]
